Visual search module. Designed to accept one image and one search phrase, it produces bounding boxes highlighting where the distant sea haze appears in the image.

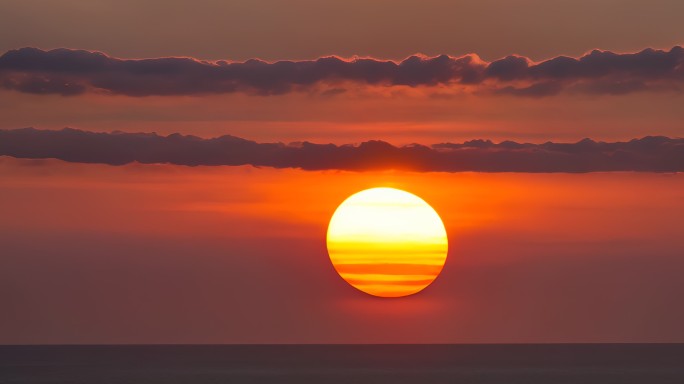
[1,344,684,383]
[1,128,683,172]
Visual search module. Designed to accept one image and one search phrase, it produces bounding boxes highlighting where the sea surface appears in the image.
[1,344,683,383]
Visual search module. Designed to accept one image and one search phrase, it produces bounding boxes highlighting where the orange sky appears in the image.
[1,157,683,343]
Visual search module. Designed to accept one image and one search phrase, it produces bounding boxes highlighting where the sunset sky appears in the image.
[1,0,683,344]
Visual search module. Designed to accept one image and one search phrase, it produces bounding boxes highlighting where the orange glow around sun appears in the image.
[326,188,448,298]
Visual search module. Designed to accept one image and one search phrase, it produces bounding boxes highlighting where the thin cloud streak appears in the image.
[0,46,682,96]
[1,128,682,172]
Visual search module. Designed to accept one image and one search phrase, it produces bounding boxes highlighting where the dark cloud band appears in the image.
[0,46,682,96]
[1,128,682,172]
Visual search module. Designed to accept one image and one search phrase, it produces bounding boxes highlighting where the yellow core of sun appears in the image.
[326,187,448,297]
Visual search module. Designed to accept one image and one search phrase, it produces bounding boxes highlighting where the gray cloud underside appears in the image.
[0,46,682,96]
[1,128,682,172]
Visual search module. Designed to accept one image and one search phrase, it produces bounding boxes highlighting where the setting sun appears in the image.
[326,188,448,298]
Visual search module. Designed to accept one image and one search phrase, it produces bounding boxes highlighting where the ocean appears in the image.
[1,344,683,383]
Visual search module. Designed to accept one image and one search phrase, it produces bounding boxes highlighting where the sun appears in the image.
[326,187,448,298]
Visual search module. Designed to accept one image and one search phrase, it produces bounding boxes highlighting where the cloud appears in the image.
[494,82,564,97]
[0,46,682,97]
[1,128,682,172]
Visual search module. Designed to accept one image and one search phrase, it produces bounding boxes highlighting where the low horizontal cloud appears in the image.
[1,128,682,172]
[0,46,682,96]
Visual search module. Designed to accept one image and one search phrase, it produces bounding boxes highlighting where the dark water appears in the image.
[1,344,683,383]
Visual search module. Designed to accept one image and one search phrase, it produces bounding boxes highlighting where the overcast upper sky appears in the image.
[2,0,683,61]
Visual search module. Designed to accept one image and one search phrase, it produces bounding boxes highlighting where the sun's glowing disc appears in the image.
[326,187,448,297]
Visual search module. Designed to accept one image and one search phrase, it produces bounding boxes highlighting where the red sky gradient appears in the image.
[1,157,683,343]
[2,89,683,144]
[1,0,683,344]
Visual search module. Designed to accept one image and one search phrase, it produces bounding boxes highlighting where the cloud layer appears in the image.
[0,46,682,96]
[1,128,682,172]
